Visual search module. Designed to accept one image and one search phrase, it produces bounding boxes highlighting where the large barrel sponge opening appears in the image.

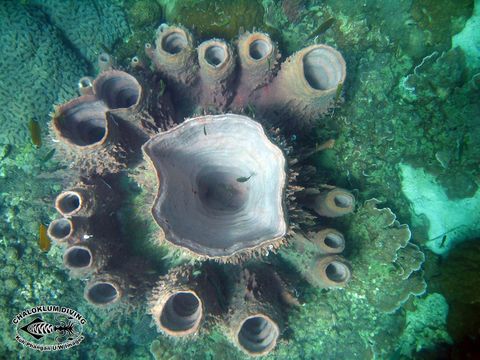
[143,114,287,258]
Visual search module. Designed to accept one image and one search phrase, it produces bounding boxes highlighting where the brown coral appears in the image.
[52,68,152,176]
[230,31,280,109]
[63,240,110,278]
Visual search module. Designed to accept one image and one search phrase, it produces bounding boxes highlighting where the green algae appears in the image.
[126,0,163,28]
[161,0,265,40]
[114,0,163,65]
[398,293,451,356]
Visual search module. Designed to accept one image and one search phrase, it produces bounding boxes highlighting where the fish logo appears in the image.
[20,317,77,340]
[12,305,86,351]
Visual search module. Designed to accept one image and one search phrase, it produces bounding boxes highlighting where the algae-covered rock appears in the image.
[424,240,480,347]
[411,0,474,53]
[161,0,265,40]
[398,293,452,356]
[126,0,163,28]
[114,0,164,64]
[398,48,467,104]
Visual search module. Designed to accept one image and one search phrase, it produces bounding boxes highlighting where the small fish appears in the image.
[192,269,202,277]
[245,103,256,118]
[29,119,42,148]
[307,18,335,40]
[38,223,51,252]
[334,82,344,104]
[439,235,447,248]
[236,173,256,183]
[203,125,207,136]
[41,148,56,163]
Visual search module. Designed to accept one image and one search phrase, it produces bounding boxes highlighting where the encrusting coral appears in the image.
[46,22,425,356]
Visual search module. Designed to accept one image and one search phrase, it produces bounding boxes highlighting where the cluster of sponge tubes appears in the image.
[47,180,127,307]
[46,180,354,357]
[145,24,346,127]
[46,23,353,357]
[144,187,354,357]
[51,24,346,176]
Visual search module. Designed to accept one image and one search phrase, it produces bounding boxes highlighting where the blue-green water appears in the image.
[1,0,479,359]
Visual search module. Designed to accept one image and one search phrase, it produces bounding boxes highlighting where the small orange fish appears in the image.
[38,223,51,252]
[29,119,42,148]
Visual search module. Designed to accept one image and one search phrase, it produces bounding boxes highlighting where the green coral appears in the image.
[0,2,87,145]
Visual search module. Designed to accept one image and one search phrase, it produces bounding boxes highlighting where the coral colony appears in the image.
[46,24,424,356]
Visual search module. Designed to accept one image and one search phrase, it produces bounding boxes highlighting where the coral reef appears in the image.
[269,200,427,359]
[5,0,473,358]
[398,293,451,356]
[46,23,358,356]
[43,17,432,356]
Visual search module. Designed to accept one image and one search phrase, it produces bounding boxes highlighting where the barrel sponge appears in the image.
[30,0,129,67]
[346,199,426,313]
[0,2,88,145]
